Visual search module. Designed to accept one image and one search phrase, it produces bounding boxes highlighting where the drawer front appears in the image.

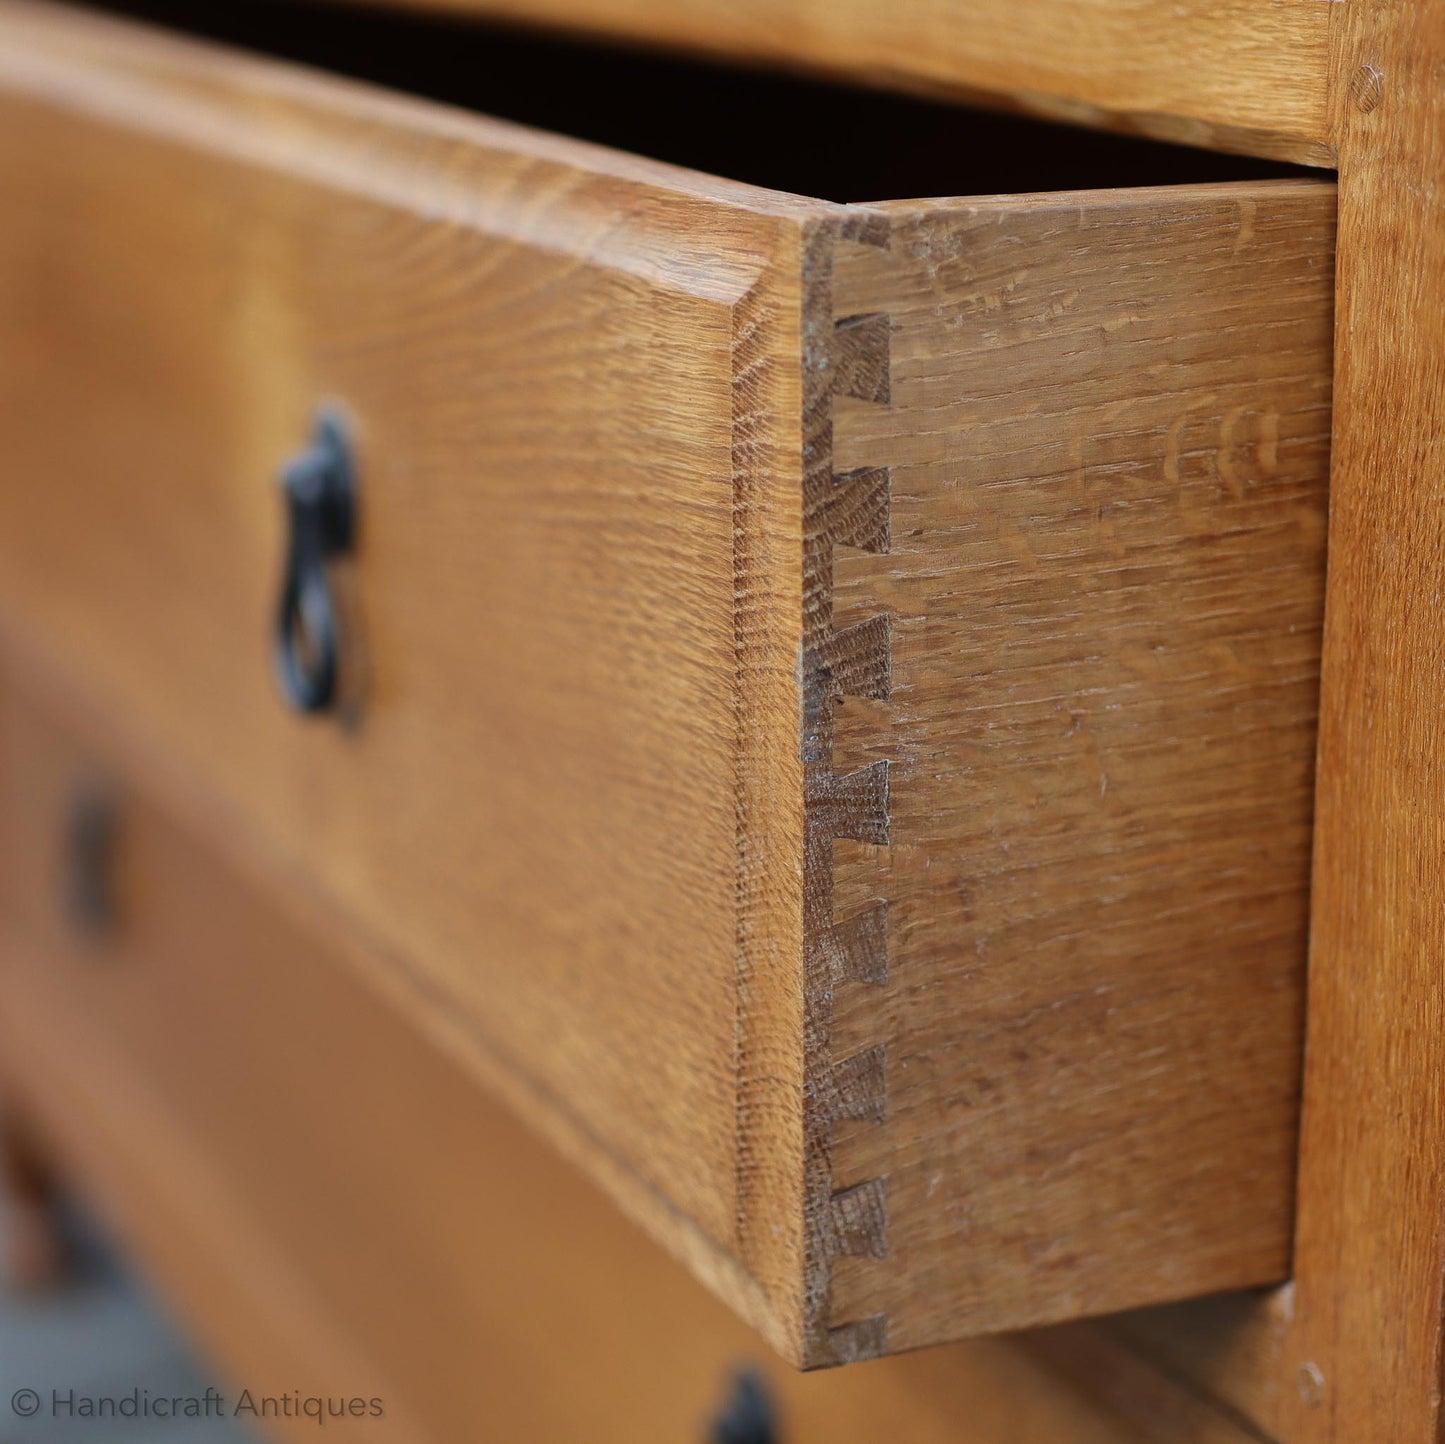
[0,0,1336,1364]
[0,674,1135,1444]
[0,0,819,1302]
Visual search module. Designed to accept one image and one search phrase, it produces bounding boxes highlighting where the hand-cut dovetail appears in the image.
[830,1177,888,1259]
[809,760,889,846]
[819,466,890,555]
[827,1044,887,1125]
[838,212,890,249]
[825,901,889,986]
[802,246,893,1366]
[824,1315,888,1365]
[832,313,892,404]
[814,615,890,701]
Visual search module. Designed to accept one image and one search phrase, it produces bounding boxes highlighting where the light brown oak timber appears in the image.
[820,187,1333,1352]
[0,0,818,1358]
[0,0,1338,1364]
[0,671,1150,1444]
[1028,1315,1281,1444]
[1280,0,1445,1439]
[1100,1292,1293,1440]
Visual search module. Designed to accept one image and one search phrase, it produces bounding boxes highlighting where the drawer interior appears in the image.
[80,0,1316,202]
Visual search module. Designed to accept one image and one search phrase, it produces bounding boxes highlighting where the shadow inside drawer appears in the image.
[72,0,1317,201]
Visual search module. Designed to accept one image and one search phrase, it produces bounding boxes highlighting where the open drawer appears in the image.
[0,0,1333,1366]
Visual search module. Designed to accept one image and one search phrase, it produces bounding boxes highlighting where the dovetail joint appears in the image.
[823,1315,889,1366]
[801,257,896,1363]
[824,901,889,987]
[830,1177,889,1260]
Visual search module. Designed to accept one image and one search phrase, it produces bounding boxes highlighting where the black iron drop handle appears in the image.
[65,782,119,937]
[274,410,356,714]
[707,1370,778,1444]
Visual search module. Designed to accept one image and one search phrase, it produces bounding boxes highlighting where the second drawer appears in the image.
[0,1,1333,1364]
[0,668,1142,1444]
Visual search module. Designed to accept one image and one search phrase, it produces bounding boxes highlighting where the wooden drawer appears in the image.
[0,0,1333,1365]
[0,670,1160,1444]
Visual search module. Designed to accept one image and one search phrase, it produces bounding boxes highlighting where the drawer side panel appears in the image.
[820,181,1335,1354]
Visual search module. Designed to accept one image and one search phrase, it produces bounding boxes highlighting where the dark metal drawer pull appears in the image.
[65,783,119,936]
[273,409,356,715]
[707,1370,777,1444]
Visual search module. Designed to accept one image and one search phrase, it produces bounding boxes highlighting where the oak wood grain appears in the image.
[1028,1313,1282,1444]
[0,0,1339,1366]
[343,0,1336,166]
[818,184,1334,1352]
[0,0,822,1358]
[0,671,1149,1444]
[1101,1291,1292,1440]
[1279,0,1445,1439]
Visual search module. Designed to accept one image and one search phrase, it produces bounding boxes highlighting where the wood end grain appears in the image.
[799,220,896,1367]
